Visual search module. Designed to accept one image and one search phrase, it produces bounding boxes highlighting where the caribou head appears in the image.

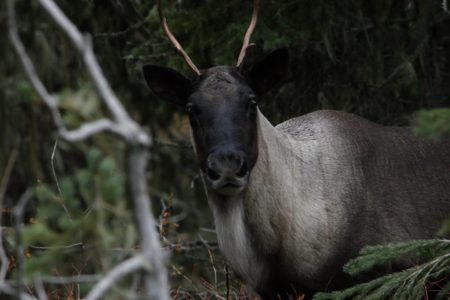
[143,0,287,197]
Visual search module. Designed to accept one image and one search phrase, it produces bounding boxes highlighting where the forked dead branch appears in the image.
[6,0,169,299]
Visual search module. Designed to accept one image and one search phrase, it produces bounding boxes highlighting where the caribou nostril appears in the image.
[206,166,221,181]
[236,160,248,178]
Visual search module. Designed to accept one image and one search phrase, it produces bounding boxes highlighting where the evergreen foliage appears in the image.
[413,108,450,139]
[314,239,450,300]
[4,147,137,298]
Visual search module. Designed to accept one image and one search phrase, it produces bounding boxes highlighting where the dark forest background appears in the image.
[1,0,449,299]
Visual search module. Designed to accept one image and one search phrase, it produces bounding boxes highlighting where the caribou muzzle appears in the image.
[205,149,249,196]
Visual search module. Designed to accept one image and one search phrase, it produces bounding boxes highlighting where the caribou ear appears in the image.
[142,65,191,107]
[245,47,289,96]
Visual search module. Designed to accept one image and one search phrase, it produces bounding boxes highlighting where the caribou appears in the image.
[143,0,450,298]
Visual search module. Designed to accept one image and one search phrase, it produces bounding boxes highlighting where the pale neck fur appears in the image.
[205,109,342,289]
[242,110,327,257]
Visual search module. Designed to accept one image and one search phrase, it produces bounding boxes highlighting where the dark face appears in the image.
[143,48,288,196]
[186,67,259,195]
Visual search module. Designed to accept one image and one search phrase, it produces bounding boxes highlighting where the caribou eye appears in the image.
[248,95,257,110]
[186,102,193,113]
[186,102,198,126]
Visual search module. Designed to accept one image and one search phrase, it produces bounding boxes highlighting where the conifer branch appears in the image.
[314,239,450,300]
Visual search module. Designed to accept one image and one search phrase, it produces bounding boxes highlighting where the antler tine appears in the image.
[157,0,201,76]
[236,0,260,68]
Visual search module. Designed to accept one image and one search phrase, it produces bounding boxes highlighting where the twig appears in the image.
[158,238,218,252]
[61,119,128,142]
[154,139,193,149]
[7,0,124,143]
[7,0,64,128]
[0,215,10,283]
[0,147,19,203]
[225,264,230,300]
[29,242,84,251]
[38,274,101,285]
[376,40,426,90]
[13,188,34,300]
[0,228,9,282]
[0,210,11,297]
[207,248,218,287]
[0,282,37,300]
[84,255,145,300]
[50,138,62,197]
[127,147,169,299]
[50,138,73,223]
[113,0,152,38]
[95,19,147,39]
[33,277,48,300]
[0,148,18,294]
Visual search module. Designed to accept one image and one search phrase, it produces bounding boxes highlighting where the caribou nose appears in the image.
[206,150,249,182]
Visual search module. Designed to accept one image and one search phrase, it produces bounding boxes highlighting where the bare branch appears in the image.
[29,242,84,252]
[128,147,169,299]
[8,0,169,298]
[225,264,230,300]
[0,148,18,205]
[38,0,133,125]
[7,0,129,144]
[59,119,127,142]
[38,274,101,285]
[7,0,64,128]
[33,278,47,300]
[95,19,147,39]
[50,139,63,198]
[0,228,9,283]
[84,255,145,300]
[157,0,201,76]
[0,189,11,294]
[13,188,34,300]
[50,138,73,224]
[236,0,260,68]
[0,283,37,300]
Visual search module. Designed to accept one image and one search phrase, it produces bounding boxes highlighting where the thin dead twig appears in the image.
[38,274,101,285]
[95,19,147,39]
[0,148,18,291]
[50,138,73,223]
[0,148,19,203]
[13,188,34,300]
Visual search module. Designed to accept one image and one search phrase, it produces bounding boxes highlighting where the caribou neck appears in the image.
[204,109,299,288]
[243,109,313,256]
[206,110,323,288]
[246,110,354,290]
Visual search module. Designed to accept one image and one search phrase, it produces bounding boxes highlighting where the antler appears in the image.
[236,0,260,68]
[157,0,201,76]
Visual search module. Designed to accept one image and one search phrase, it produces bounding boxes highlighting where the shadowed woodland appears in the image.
[1,0,450,299]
